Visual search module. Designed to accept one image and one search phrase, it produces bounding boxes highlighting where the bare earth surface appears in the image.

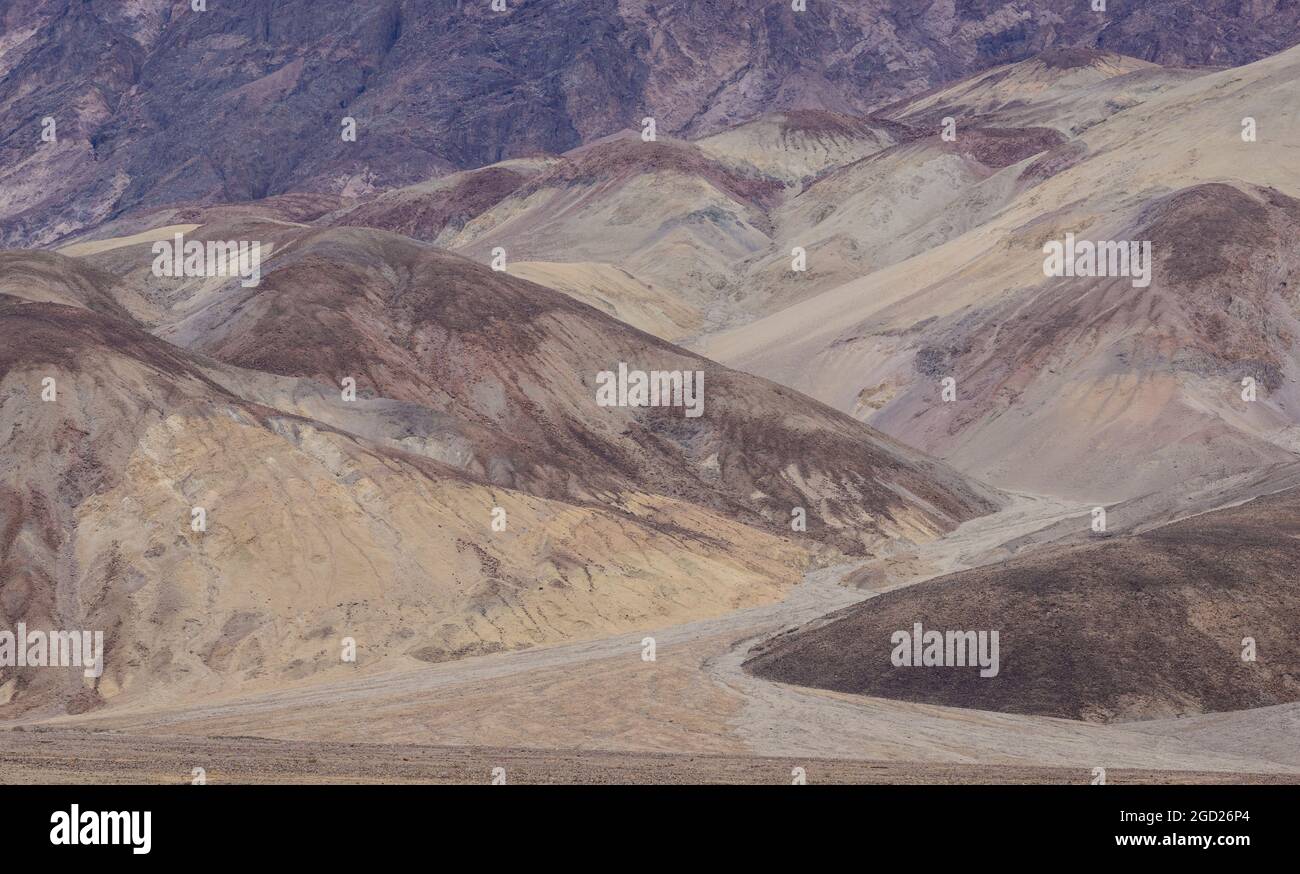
[3,729,1293,785]
[6,494,1297,784]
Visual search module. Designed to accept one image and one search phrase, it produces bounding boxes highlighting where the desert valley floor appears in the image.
[4,493,1297,784]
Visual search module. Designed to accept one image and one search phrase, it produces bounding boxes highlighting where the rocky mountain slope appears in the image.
[6,0,1300,248]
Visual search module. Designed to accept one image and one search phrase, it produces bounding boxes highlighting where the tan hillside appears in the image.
[507,261,702,341]
[0,300,814,717]
[0,225,1000,717]
[695,111,908,185]
[705,44,1300,501]
[886,49,1201,135]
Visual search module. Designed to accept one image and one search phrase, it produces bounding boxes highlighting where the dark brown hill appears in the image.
[747,488,1300,722]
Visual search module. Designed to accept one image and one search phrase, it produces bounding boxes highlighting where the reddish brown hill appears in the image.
[161,225,1000,553]
[321,164,538,242]
[947,127,1069,170]
[747,488,1300,722]
[554,138,786,208]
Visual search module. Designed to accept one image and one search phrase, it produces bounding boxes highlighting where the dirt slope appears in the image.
[0,226,999,717]
[0,299,813,715]
[705,44,1300,501]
